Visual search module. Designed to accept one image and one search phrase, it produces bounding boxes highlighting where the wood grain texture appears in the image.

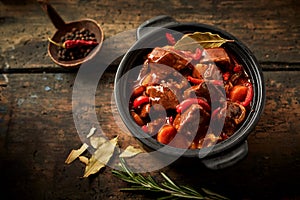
[0,70,299,199]
[0,0,299,199]
[0,0,299,70]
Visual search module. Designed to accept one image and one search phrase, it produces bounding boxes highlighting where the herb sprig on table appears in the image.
[113,159,229,200]
[65,127,229,199]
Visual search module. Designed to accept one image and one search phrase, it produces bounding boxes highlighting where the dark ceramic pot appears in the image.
[114,16,265,169]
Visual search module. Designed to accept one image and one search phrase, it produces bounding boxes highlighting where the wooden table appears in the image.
[0,0,299,199]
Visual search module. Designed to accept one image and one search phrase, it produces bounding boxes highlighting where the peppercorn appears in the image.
[50,28,98,61]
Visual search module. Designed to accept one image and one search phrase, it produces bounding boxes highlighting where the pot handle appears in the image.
[201,140,248,170]
[136,15,179,40]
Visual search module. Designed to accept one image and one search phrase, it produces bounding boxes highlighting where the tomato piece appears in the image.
[229,85,248,102]
[157,124,177,145]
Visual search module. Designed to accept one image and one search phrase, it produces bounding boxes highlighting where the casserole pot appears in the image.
[114,15,265,169]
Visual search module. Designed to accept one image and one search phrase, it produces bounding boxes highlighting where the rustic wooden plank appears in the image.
[0,72,151,200]
[0,0,299,70]
[0,86,10,155]
[0,70,299,199]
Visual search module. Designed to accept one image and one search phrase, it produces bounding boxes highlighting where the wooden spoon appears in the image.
[38,0,104,68]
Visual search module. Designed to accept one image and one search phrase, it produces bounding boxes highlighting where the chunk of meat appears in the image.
[141,63,172,86]
[172,104,210,148]
[139,103,151,118]
[147,47,192,71]
[203,63,223,80]
[183,81,226,104]
[201,48,230,66]
[221,101,246,136]
[192,64,208,79]
[160,79,188,103]
[146,85,179,110]
[183,82,210,101]
[196,133,222,149]
[140,63,189,101]
[146,118,166,136]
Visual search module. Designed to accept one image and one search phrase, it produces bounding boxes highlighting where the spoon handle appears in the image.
[38,0,66,30]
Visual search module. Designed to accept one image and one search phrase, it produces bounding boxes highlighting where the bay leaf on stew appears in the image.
[83,137,118,177]
[174,32,234,51]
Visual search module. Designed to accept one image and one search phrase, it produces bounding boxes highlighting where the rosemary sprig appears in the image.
[112,159,229,200]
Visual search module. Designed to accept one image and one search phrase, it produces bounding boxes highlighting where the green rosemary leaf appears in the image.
[136,173,151,186]
[160,172,181,190]
[120,187,152,191]
[180,185,202,196]
[119,158,134,178]
[112,169,125,177]
[113,159,229,200]
[161,182,182,193]
[147,174,159,186]
[201,188,229,200]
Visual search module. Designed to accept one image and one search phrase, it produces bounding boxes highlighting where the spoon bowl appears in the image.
[39,1,104,68]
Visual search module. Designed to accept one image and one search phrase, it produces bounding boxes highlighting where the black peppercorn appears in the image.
[57,28,97,61]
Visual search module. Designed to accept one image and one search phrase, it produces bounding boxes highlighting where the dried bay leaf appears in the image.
[174,32,234,51]
[83,137,118,177]
[86,127,97,138]
[79,156,89,165]
[65,143,89,164]
[84,160,105,178]
[90,136,107,149]
[119,145,144,158]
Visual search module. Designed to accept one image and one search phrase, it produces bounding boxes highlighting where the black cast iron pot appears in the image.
[114,16,265,169]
